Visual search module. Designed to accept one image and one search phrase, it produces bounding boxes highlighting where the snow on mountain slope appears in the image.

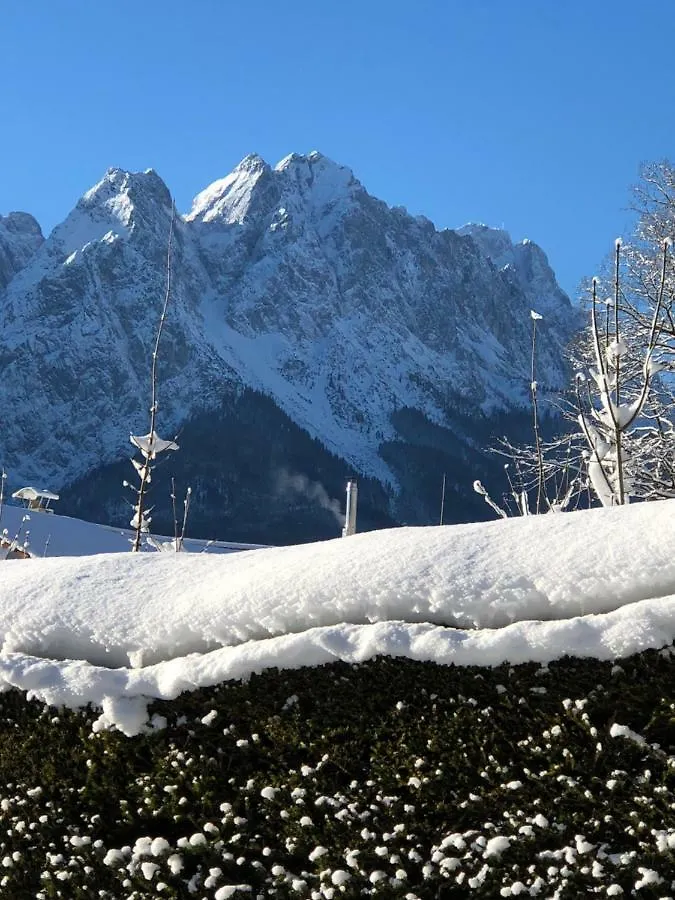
[187,152,577,480]
[0,168,235,486]
[0,152,578,500]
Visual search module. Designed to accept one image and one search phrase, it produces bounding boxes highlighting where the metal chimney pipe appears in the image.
[342,478,358,537]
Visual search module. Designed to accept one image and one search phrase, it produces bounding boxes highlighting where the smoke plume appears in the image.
[275,470,344,527]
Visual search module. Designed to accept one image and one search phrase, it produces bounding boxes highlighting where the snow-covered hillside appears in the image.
[0,153,578,506]
[1,501,674,736]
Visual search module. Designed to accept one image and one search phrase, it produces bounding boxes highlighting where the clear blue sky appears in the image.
[2,1,673,296]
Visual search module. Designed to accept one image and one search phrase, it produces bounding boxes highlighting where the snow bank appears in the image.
[1,500,675,734]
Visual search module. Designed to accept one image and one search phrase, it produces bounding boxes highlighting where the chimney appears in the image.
[342,479,358,537]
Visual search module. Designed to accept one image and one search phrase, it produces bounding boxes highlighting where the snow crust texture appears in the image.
[1,500,675,735]
[0,152,577,490]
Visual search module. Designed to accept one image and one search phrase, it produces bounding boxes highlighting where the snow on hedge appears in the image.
[1,499,675,734]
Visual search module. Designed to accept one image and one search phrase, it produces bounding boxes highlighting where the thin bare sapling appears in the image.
[475,311,583,518]
[129,203,179,551]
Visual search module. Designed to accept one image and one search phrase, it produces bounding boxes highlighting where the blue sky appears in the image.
[2,1,673,296]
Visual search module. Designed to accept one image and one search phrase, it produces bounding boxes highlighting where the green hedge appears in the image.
[0,650,674,898]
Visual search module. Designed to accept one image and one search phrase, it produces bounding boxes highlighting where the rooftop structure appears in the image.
[11,487,60,513]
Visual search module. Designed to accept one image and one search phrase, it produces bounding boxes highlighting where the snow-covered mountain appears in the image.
[0,152,579,540]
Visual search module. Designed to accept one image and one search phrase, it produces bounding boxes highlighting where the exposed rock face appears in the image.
[0,212,44,292]
[0,153,578,540]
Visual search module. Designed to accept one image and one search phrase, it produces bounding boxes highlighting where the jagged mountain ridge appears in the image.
[0,152,578,537]
[0,212,44,292]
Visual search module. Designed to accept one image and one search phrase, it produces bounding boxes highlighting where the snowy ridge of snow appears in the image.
[5,603,675,737]
[0,500,674,735]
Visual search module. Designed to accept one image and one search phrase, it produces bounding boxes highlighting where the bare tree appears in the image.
[475,312,585,518]
[618,161,675,366]
[478,162,675,516]
[575,239,671,506]
[128,203,179,552]
[572,161,675,504]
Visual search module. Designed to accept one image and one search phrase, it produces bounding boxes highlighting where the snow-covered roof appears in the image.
[11,486,59,501]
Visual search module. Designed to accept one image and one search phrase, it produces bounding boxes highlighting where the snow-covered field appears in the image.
[0,500,674,735]
[0,501,265,557]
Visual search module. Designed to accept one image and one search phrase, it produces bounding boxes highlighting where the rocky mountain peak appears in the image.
[0,211,44,292]
[235,152,269,173]
[43,168,174,263]
[458,223,515,265]
[187,154,275,225]
[0,211,43,238]
[458,222,574,327]
[187,151,362,229]
[79,167,172,217]
[273,151,361,212]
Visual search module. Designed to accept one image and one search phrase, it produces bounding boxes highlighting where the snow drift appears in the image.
[0,500,674,734]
